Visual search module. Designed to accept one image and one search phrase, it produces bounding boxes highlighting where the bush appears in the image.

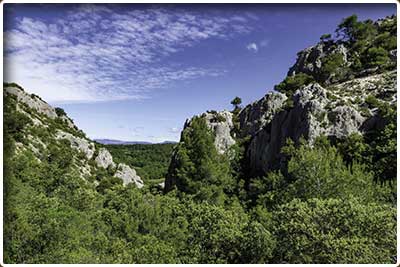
[274,73,314,97]
[55,107,67,117]
[272,197,396,263]
[320,52,346,82]
[364,47,390,68]
[165,116,234,205]
[364,94,380,108]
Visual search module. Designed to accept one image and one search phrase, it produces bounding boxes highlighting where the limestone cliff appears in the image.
[165,15,396,182]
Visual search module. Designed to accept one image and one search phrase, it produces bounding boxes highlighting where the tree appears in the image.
[55,107,67,117]
[336,14,359,42]
[364,47,390,68]
[366,102,396,184]
[165,116,234,204]
[272,198,396,263]
[231,96,242,113]
[250,137,383,209]
[231,97,242,108]
[320,52,346,82]
[319,33,332,42]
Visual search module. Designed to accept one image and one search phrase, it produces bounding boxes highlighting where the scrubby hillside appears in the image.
[4,83,143,188]
[3,14,397,264]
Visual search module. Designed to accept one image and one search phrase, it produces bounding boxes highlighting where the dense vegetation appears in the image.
[104,143,175,183]
[3,15,397,264]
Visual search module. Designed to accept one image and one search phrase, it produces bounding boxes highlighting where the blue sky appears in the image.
[4,3,396,142]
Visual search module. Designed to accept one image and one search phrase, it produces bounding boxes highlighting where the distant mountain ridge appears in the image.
[94,139,177,145]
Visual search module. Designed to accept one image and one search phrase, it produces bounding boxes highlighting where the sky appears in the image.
[4,3,396,142]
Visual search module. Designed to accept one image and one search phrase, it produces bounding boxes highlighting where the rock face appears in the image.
[242,71,396,176]
[288,42,349,84]
[95,148,116,169]
[239,92,287,137]
[5,86,58,119]
[182,110,236,155]
[166,68,395,180]
[56,130,96,160]
[203,111,236,154]
[114,163,144,188]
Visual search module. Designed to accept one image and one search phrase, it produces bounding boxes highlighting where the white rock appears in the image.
[114,163,144,188]
[95,148,116,169]
[55,130,95,159]
[5,86,58,119]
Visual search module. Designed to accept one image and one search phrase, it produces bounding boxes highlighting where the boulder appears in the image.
[114,163,144,188]
[95,148,116,169]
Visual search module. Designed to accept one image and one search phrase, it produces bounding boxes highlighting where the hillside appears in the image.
[3,14,397,264]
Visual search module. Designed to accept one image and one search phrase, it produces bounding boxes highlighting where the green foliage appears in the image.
[337,102,396,184]
[320,52,347,82]
[337,133,369,164]
[97,176,123,194]
[366,102,396,183]
[231,97,243,114]
[374,32,396,51]
[336,14,377,44]
[274,73,314,97]
[364,47,390,68]
[4,95,32,142]
[215,113,226,122]
[251,138,384,209]
[167,116,234,204]
[231,96,242,107]
[55,107,67,117]
[272,198,396,263]
[319,33,332,42]
[3,14,397,265]
[4,82,25,90]
[105,143,175,181]
[364,94,380,108]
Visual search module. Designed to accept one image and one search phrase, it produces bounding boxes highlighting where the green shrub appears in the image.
[274,73,314,97]
[272,198,396,263]
[55,107,67,117]
[364,47,390,68]
[364,95,379,108]
[320,52,346,82]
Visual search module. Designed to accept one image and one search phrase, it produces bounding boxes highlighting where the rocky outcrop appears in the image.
[5,86,58,119]
[114,163,144,188]
[183,110,236,155]
[95,148,116,169]
[56,130,95,159]
[239,92,287,137]
[243,76,394,175]
[288,42,349,84]
[203,111,236,154]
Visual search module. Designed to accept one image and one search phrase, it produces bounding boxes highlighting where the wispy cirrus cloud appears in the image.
[4,4,257,103]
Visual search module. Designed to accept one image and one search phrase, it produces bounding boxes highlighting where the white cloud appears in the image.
[260,39,270,47]
[4,5,257,103]
[246,42,258,53]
